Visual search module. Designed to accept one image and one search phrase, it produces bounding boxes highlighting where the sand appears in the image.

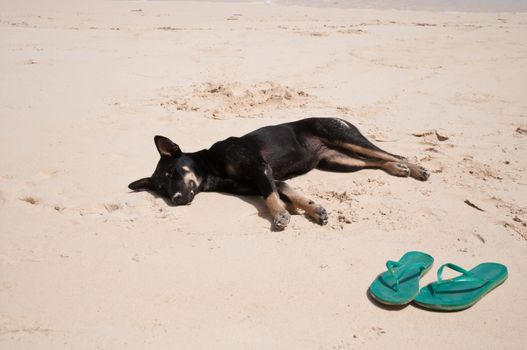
[1,0,526,349]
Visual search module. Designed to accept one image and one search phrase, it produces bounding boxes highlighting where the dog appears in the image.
[129,117,430,230]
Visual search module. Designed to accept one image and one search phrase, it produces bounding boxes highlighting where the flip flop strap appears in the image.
[432,263,487,294]
[386,260,426,292]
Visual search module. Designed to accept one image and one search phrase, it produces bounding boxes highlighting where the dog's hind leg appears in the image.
[275,181,328,225]
[315,118,429,181]
[317,150,413,178]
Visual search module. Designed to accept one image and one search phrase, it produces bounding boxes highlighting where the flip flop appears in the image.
[414,262,508,311]
[369,251,434,305]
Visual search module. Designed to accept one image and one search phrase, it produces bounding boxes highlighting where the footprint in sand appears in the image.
[461,156,503,181]
[419,154,444,174]
[103,203,122,213]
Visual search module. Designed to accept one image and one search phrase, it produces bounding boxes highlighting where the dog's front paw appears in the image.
[313,206,328,225]
[273,211,291,231]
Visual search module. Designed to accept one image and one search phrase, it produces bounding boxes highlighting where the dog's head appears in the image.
[128,136,201,205]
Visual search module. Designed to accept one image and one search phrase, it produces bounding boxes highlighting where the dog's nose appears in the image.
[172,192,182,202]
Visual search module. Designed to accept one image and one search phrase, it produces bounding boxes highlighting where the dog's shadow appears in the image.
[226,193,269,218]
[224,193,308,230]
[213,192,292,230]
[131,190,279,229]
[131,190,173,206]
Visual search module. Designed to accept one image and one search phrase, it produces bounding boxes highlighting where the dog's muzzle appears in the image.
[171,190,194,205]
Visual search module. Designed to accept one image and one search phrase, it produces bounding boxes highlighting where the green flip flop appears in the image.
[414,262,508,311]
[369,251,434,305]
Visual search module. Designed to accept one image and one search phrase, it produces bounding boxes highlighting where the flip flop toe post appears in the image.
[369,251,434,306]
[414,262,508,311]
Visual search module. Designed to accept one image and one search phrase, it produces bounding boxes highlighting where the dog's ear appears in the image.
[154,135,182,158]
[128,177,154,191]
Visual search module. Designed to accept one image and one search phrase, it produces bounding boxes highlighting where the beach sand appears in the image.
[1,0,526,348]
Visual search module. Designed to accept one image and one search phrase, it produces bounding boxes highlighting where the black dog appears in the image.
[129,117,429,230]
